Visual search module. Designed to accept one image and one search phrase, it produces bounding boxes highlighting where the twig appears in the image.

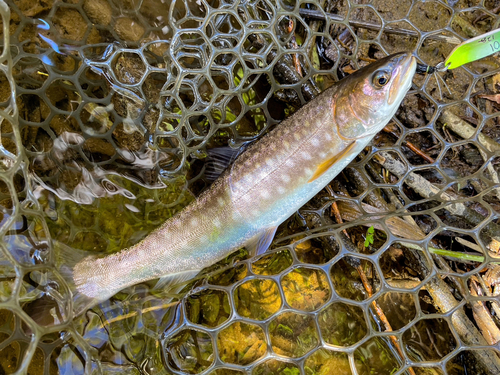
[433,252,469,298]
[382,125,435,163]
[359,56,377,63]
[440,109,500,154]
[338,231,414,374]
[330,200,342,224]
[440,109,500,201]
[455,237,483,253]
[429,277,500,371]
[286,18,303,77]
[482,267,500,323]
[405,248,500,373]
[375,151,500,253]
[98,301,179,328]
[298,8,461,44]
[356,264,416,375]
[470,278,500,345]
[452,14,481,38]
[385,279,423,289]
[325,185,349,238]
[404,141,435,163]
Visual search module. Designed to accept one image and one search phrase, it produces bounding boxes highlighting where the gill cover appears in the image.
[334,53,416,140]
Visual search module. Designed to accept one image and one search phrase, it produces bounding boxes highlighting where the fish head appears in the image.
[334,52,416,140]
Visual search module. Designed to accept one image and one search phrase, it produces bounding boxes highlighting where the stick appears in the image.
[298,8,461,44]
[375,151,500,253]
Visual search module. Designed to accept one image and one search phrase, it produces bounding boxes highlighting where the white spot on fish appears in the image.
[301,152,312,160]
[294,133,301,141]
[283,141,290,149]
[218,198,225,207]
[319,152,327,158]
[266,158,273,166]
[282,174,291,183]
[260,190,270,199]
[277,186,286,194]
[213,219,221,227]
[191,218,199,226]
[325,133,332,141]
[304,168,313,175]
[251,209,260,217]
[311,138,320,147]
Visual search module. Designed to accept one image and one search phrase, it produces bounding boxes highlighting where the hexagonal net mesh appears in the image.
[1,0,500,373]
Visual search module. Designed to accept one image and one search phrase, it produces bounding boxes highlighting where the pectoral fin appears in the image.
[308,141,357,183]
[246,227,278,256]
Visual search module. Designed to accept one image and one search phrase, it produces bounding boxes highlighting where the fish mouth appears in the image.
[388,53,417,105]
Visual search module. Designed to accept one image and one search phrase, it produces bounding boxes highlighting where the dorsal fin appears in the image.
[204,144,250,182]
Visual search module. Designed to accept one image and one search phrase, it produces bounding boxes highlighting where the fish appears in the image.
[58,52,417,315]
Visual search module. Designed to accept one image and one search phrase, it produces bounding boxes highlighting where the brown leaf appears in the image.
[343,66,357,74]
[479,94,500,104]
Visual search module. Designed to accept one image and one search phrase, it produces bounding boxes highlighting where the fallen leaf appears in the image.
[492,72,500,89]
[479,94,500,104]
[343,66,357,74]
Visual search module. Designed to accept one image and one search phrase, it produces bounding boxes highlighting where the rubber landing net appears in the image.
[1,0,500,374]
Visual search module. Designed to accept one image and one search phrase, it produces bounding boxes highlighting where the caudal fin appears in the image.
[54,241,100,316]
[21,241,100,327]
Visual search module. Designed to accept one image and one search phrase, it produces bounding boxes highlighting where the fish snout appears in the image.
[388,53,417,105]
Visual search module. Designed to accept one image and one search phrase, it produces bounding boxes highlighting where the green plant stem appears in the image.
[428,247,484,262]
[401,242,485,262]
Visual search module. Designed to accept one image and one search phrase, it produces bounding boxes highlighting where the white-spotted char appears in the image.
[62,52,417,314]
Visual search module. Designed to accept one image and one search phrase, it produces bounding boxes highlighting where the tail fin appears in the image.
[22,241,100,327]
[53,241,100,316]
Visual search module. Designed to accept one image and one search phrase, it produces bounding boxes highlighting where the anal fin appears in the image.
[246,227,278,256]
[153,269,201,293]
[308,141,357,183]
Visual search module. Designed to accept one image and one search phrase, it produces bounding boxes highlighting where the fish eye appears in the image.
[372,70,391,88]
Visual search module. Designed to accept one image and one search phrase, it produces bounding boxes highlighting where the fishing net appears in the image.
[1,0,500,373]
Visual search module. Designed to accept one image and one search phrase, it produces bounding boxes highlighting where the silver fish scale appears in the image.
[1,0,500,374]
[230,87,342,220]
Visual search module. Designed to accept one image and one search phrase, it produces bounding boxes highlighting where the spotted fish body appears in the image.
[69,53,416,313]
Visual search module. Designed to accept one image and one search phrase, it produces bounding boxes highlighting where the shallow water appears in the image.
[1,0,500,374]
